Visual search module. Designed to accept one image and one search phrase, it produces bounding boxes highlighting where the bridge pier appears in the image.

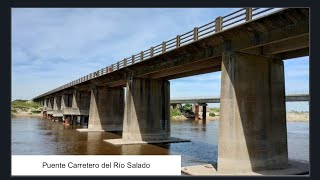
[52,96,63,121]
[218,52,288,173]
[77,86,124,132]
[105,77,188,145]
[194,104,199,121]
[171,103,182,109]
[200,103,207,122]
[63,91,90,125]
[46,98,54,120]
[42,98,48,118]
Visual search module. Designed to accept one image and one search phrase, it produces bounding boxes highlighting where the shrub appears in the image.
[31,110,42,114]
[211,108,220,112]
[170,109,182,118]
[12,100,40,109]
[182,103,192,111]
[209,112,216,117]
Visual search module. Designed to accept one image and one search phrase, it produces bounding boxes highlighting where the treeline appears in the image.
[12,99,40,109]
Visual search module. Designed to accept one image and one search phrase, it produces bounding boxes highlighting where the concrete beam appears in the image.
[279,47,309,60]
[144,57,221,79]
[240,33,309,57]
[165,66,221,80]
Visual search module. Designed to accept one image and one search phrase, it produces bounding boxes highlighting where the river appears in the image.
[11,116,309,167]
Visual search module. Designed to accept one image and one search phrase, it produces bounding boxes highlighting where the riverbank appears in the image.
[12,111,309,122]
[172,112,309,122]
[11,112,42,117]
[286,112,309,122]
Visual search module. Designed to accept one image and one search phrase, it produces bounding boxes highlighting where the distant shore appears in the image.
[11,112,42,117]
[11,111,309,122]
[172,112,309,122]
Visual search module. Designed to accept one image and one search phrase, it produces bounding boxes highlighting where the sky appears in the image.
[12,8,309,105]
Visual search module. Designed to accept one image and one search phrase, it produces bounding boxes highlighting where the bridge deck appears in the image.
[34,8,309,100]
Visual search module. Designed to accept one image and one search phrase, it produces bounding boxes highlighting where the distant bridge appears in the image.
[170,93,309,104]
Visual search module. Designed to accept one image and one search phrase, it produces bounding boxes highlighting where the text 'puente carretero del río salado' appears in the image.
[33,8,309,173]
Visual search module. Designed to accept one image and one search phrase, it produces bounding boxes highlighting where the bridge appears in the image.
[170,93,310,104]
[33,8,309,174]
[170,93,309,121]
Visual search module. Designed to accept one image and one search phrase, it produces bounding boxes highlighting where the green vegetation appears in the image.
[210,107,220,112]
[170,108,182,118]
[11,99,42,115]
[181,103,192,112]
[31,110,42,114]
[209,112,216,117]
[12,99,40,109]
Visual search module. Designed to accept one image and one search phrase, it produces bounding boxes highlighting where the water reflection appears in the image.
[11,117,309,166]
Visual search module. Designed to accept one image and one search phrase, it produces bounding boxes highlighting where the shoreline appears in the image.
[11,113,42,117]
[11,112,309,122]
[172,112,309,122]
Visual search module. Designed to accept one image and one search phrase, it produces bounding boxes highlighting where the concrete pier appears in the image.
[171,103,182,109]
[77,86,124,132]
[105,77,188,145]
[63,91,90,116]
[200,103,207,122]
[218,52,288,173]
[53,96,63,118]
[194,104,199,121]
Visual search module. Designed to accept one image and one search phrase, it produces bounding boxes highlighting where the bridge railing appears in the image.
[34,8,283,99]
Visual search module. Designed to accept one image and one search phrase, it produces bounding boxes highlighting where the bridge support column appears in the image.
[172,103,182,109]
[194,104,199,121]
[77,86,124,132]
[72,91,79,109]
[42,98,48,118]
[46,98,54,120]
[53,96,61,111]
[200,103,207,122]
[53,96,63,121]
[105,77,188,145]
[61,94,66,109]
[218,52,288,173]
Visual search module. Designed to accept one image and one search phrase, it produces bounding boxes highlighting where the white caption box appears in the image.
[12,155,181,176]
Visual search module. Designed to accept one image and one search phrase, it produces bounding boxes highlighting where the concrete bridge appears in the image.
[170,93,309,121]
[171,93,310,104]
[33,8,309,174]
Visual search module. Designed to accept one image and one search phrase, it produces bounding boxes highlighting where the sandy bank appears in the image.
[286,112,309,122]
[172,112,309,122]
[11,112,42,117]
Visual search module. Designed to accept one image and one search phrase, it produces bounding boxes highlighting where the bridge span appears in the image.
[33,8,309,174]
[170,93,309,121]
[170,93,310,104]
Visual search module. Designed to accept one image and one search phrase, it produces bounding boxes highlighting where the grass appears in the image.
[210,107,220,112]
[31,110,42,114]
[170,109,182,118]
[12,99,40,109]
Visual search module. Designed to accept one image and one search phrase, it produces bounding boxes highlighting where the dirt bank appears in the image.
[11,112,42,117]
[286,112,309,122]
[172,112,309,122]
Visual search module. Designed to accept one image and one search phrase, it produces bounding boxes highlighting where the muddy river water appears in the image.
[12,117,309,167]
